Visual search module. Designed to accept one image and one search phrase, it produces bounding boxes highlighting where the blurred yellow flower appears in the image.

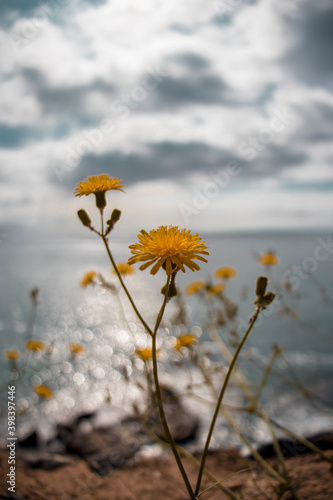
[185,281,206,296]
[74,174,125,197]
[174,334,197,351]
[215,266,237,280]
[69,343,86,355]
[136,348,160,360]
[128,225,209,275]
[5,350,20,361]
[26,340,45,352]
[34,385,53,399]
[207,283,226,295]
[259,252,279,267]
[113,262,135,276]
[80,271,97,288]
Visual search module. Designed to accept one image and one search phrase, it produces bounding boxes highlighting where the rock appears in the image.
[146,385,199,443]
[309,431,333,450]
[255,431,333,459]
[18,430,39,449]
[18,451,77,470]
[58,419,151,475]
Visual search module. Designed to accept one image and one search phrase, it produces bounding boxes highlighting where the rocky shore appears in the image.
[1,392,333,499]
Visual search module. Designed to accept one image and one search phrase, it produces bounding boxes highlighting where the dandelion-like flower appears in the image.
[74,174,125,197]
[174,334,197,351]
[5,350,20,361]
[185,281,206,296]
[113,262,135,276]
[128,225,209,275]
[74,174,125,211]
[215,266,237,280]
[207,283,226,295]
[69,343,86,355]
[259,252,279,267]
[136,347,160,360]
[34,384,53,399]
[81,271,98,288]
[26,340,45,352]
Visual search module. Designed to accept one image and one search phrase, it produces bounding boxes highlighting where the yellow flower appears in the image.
[80,271,97,288]
[34,385,53,399]
[207,283,226,295]
[215,266,237,280]
[69,343,86,355]
[185,281,206,296]
[74,174,125,197]
[174,334,197,351]
[259,252,279,267]
[5,350,20,361]
[113,262,135,276]
[26,340,45,352]
[74,174,125,212]
[136,348,160,360]
[128,225,209,275]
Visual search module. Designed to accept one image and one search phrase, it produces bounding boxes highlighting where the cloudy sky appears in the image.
[1,0,333,236]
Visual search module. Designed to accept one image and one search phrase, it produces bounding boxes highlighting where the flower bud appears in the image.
[77,209,92,228]
[260,292,276,307]
[254,291,276,308]
[255,276,268,298]
[107,209,121,227]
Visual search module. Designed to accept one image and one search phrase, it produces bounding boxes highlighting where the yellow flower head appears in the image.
[26,340,45,352]
[74,174,125,197]
[135,348,160,360]
[74,174,125,212]
[113,262,135,276]
[69,343,86,355]
[207,283,226,295]
[128,225,209,275]
[185,281,206,296]
[80,270,97,288]
[5,350,20,361]
[259,252,279,267]
[174,334,197,351]
[215,266,237,280]
[34,384,53,399]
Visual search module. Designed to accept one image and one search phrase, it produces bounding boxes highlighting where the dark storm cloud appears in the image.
[292,101,333,143]
[21,68,115,124]
[54,137,309,191]
[0,0,107,28]
[0,123,48,148]
[58,141,235,187]
[168,52,211,71]
[155,74,228,107]
[282,2,333,86]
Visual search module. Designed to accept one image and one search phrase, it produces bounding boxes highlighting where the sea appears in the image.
[1,229,333,452]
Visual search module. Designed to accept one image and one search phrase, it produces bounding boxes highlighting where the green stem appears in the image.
[100,209,104,237]
[151,275,195,500]
[101,235,153,335]
[195,307,261,497]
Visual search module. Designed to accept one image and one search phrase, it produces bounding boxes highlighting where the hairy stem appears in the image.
[151,275,195,499]
[195,308,261,496]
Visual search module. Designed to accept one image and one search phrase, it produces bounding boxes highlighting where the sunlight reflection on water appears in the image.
[1,233,333,449]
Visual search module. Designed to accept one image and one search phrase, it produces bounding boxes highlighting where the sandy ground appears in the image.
[1,448,333,500]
